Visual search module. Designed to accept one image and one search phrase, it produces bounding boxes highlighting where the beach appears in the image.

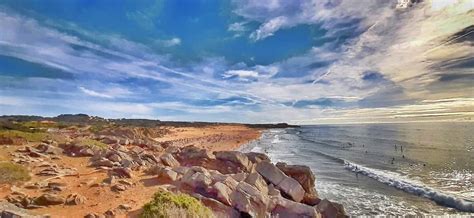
[0,122,266,217]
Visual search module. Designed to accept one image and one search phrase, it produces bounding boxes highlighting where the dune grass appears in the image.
[0,162,31,184]
[141,190,213,218]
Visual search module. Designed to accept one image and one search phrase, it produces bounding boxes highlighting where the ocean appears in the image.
[240,122,474,216]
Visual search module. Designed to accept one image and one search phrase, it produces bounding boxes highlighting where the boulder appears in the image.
[111,167,133,178]
[107,153,121,163]
[245,173,269,195]
[157,167,179,182]
[276,162,319,205]
[160,153,180,167]
[245,152,270,163]
[230,182,269,218]
[177,146,215,165]
[192,194,240,218]
[211,182,233,206]
[278,177,306,203]
[36,143,63,155]
[91,158,115,168]
[0,201,44,218]
[111,184,127,192]
[255,162,305,202]
[214,151,252,172]
[164,145,180,154]
[181,171,212,190]
[33,194,65,206]
[315,199,347,218]
[79,148,94,157]
[231,173,247,182]
[270,196,320,218]
[65,193,86,205]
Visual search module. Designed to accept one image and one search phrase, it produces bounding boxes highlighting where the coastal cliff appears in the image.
[0,115,345,217]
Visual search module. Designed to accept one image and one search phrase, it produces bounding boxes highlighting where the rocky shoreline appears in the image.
[0,115,346,217]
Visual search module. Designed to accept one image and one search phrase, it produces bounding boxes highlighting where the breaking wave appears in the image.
[345,161,474,212]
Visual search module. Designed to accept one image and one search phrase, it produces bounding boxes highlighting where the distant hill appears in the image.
[0,114,299,128]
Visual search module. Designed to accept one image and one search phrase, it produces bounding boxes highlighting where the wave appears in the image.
[345,161,474,213]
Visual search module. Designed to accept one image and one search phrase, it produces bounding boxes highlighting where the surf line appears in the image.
[344,161,474,212]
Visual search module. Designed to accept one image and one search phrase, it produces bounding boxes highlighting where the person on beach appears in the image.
[401,146,403,153]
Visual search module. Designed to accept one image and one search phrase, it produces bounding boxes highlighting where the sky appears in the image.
[0,0,473,124]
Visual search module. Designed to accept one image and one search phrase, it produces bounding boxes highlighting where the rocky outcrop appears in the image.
[142,147,346,218]
[255,161,305,202]
[276,162,319,205]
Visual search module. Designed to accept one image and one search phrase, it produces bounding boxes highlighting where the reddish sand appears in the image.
[0,125,262,218]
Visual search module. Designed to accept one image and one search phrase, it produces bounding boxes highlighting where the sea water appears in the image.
[241,122,474,216]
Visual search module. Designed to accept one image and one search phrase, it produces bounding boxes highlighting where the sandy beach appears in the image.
[0,123,263,217]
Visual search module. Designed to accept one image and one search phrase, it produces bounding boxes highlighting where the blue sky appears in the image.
[0,0,473,123]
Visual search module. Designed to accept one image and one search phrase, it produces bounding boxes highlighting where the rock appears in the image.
[177,146,215,165]
[107,153,121,163]
[103,176,116,185]
[214,151,252,172]
[84,213,99,218]
[157,167,179,182]
[101,137,118,144]
[245,152,271,163]
[33,194,65,206]
[47,182,67,192]
[104,209,115,217]
[270,196,320,218]
[255,161,305,202]
[164,145,180,154]
[117,204,132,211]
[112,167,133,178]
[172,166,190,175]
[245,173,269,195]
[0,201,45,218]
[268,184,281,196]
[65,193,86,205]
[181,171,212,190]
[315,199,347,218]
[231,172,247,182]
[160,153,180,167]
[192,194,240,218]
[230,182,269,217]
[36,143,63,155]
[276,162,319,205]
[79,148,95,157]
[130,146,144,154]
[120,159,133,168]
[111,184,127,192]
[211,182,233,206]
[278,177,306,203]
[92,158,115,168]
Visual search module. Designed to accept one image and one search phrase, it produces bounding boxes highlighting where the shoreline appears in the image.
[0,116,346,217]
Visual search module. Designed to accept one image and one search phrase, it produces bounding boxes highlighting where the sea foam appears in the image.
[345,161,474,212]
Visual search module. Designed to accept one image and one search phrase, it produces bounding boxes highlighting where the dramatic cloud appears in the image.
[0,0,473,123]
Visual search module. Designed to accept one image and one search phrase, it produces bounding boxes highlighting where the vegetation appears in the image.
[76,138,108,149]
[141,190,213,218]
[0,162,31,184]
[0,130,49,142]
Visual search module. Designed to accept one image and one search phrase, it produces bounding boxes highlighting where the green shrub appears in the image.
[0,130,49,142]
[76,138,108,149]
[141,191,213,218]
[0,162,31,184]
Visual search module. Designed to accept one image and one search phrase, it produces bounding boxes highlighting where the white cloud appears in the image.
[160,37,181,47]
[223,70,259,80]
[79,87,113,98]
[228,22,247,32]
